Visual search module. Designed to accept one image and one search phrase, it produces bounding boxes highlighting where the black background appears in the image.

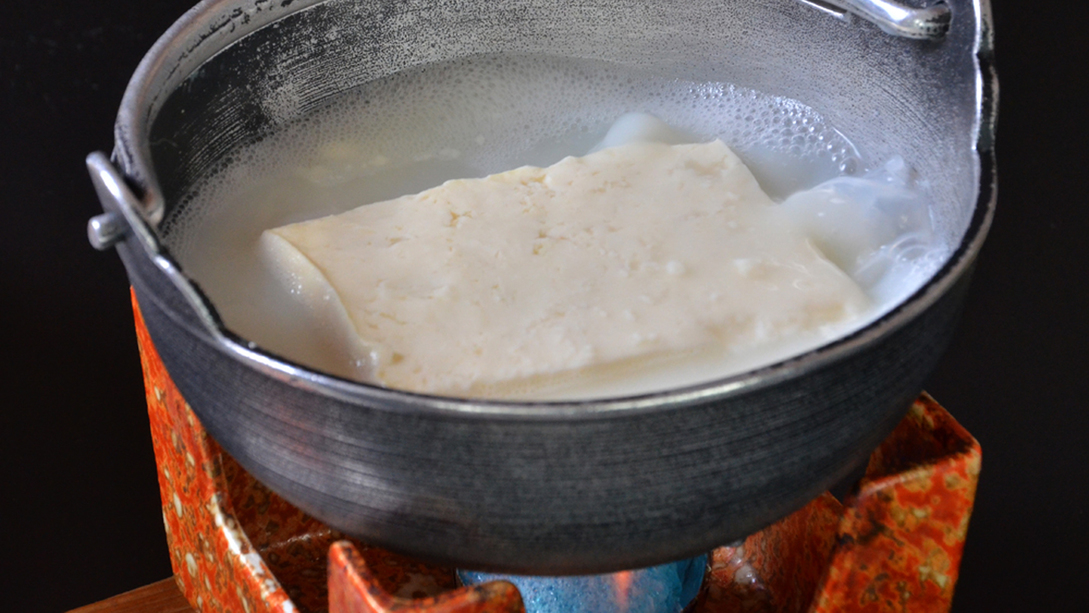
[2,1,1086,611]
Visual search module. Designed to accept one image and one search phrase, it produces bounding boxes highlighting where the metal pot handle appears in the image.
[86,151,224,341]
[797,0,952,39]
[86,153,139,252]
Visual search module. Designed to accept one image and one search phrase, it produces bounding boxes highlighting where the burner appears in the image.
[457,556,708,613]
[132,293,980,613]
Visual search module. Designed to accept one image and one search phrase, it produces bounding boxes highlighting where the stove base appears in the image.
[132,292,979,613]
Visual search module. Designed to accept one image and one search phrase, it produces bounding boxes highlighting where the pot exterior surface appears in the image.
[95,0,996,572]
[125,237,972,572]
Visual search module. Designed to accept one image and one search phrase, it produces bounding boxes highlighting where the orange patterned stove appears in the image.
[132,291,980,613]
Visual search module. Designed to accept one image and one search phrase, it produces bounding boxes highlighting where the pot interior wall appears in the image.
[148,0,981,251]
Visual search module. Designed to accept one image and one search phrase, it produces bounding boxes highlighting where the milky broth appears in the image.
[162,54,948,398]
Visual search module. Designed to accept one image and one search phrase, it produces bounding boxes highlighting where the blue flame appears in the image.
[457,554,707,613]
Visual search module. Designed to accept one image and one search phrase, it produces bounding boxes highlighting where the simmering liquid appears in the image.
[163,54,948,399]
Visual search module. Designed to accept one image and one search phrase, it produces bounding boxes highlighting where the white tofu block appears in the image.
[262,141,871,398]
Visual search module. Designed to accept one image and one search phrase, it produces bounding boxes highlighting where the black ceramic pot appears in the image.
[87,0,997,574]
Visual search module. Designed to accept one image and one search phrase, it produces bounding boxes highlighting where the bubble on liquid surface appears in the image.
[164,54,861,255]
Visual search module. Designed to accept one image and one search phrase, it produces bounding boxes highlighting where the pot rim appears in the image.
[107,0,998,420]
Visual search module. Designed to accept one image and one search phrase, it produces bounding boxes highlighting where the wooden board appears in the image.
[68,578,193,613]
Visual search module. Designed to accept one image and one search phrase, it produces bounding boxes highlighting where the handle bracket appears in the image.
[797,0,952,39]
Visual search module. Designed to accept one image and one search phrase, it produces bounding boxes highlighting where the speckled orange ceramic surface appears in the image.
[133,293,979,613]
[808,395,981,612]
[134,290,297,613]
[698,394,980,613]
